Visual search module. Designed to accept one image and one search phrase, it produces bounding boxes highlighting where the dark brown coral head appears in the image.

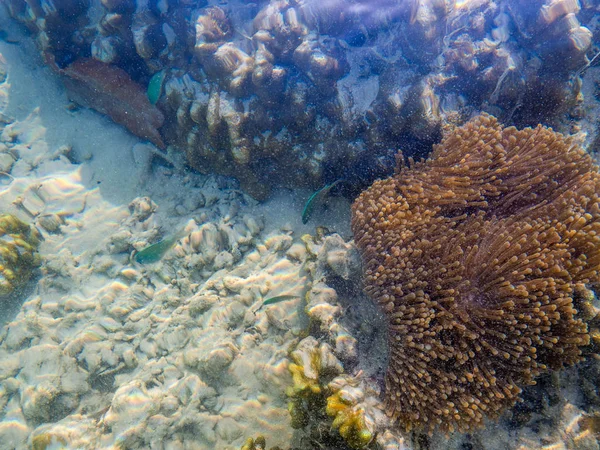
[351,114,600,434]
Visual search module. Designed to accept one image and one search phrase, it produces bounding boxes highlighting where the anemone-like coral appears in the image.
[351,114,600,433]
[0,214,41,296]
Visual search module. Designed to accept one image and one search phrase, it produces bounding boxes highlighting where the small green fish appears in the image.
[134,229,184,264]
[302,179,344,224]
[259,294,299,309]
[147,70,166,105]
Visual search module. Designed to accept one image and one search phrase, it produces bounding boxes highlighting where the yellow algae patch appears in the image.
[0,214,41,296]
[326,391,373,449]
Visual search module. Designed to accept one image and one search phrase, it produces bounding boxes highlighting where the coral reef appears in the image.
[351,114,600,433]
[3,92,598,448]
[5,0,599,196]
[4,23,600,448]
[326,377,375,449]
[241,435,284,450]
[0,214,41,296]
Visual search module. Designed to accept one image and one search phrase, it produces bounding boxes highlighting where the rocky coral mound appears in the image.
[5,0,598,197]
[351,114,600,433]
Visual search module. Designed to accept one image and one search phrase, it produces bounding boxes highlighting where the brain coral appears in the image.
[351,114,600,433]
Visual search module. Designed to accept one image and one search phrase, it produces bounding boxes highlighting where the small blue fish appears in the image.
[257,294,299,311]
[147,70,166,105]
[302,179,344,224]
[134,229,185,264]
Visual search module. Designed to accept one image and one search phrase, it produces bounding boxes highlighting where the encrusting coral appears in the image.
[351,114,600,434]
[0,214,41,296]
[61,59,165,149]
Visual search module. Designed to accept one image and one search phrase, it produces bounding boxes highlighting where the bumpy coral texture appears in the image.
[351,114,600,433]
[0,214,41,296]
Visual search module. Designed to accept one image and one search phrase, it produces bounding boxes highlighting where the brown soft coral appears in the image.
[62,58,165,149]
[351,114,600,433]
